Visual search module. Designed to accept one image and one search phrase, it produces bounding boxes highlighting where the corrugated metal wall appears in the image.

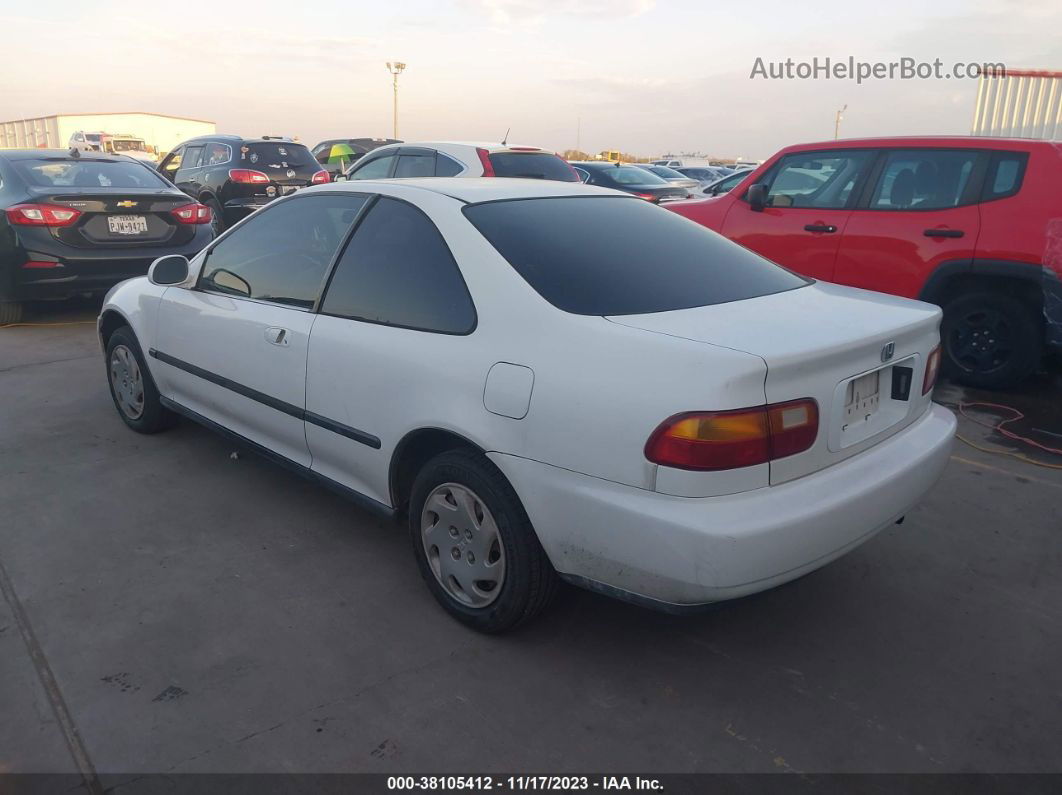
[971,71,1062,139]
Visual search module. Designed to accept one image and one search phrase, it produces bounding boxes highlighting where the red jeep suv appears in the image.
[668,136,1062,389]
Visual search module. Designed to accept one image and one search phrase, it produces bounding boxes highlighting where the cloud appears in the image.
[458,0,655,27]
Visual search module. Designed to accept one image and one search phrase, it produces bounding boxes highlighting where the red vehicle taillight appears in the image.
[633,192,659,202]
[923,345,942,395]
[645,399,819,471]
[6,203,82,227]
[476,148,496,177]
[311,169,331,184]
[228,169,270,184]
[170,203,212,224]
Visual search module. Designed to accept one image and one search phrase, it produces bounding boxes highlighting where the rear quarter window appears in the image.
[463,196,808,316]
[981,151,1029,201]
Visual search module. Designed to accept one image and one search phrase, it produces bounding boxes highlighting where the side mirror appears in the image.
[148,255,190,286]
[746,183,768,212]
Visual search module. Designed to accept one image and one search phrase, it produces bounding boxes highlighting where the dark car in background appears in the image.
[677,166,732,185]
[636,164,701,191]
[0,150,214,324]
[312,138,401,180]
[569,161,690,202]
[158,136,329,233]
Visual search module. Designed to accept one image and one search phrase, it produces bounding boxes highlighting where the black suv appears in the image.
[158,136,328,232]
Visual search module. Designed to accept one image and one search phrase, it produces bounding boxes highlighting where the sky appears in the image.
[3,0,1060,160]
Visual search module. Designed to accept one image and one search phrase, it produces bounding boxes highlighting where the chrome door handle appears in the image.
[265,327,289,346]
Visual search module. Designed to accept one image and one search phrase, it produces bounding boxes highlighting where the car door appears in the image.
[832,148,984,298]
[721,149,876,281]
[153,192,369,465]
[305,195,478,506]
[172,144,205,199]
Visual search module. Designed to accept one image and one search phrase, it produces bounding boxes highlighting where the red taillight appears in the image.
[922,345,941,395]
[21,260,61,269]
[228,168,270,184]
[170,203,212,225]
[311,169,330,185]
[645,399,819,471]
[476,148,496,177]
[633,192,659,202]
[6,203,82,227]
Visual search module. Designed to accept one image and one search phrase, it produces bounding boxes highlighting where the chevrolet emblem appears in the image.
[116,200,138,208]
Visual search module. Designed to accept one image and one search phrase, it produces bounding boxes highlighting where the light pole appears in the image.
[386,61,406,139]
[834,103,847,139]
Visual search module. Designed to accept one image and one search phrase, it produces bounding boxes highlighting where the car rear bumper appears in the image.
[489,403,956,609]
[7,238,210,301]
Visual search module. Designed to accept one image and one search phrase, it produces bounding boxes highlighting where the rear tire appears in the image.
[941,292,1041,389]
[408,449,557,633]
[106,326,177,434]
[0,301,24,325]
[206,198,225,237]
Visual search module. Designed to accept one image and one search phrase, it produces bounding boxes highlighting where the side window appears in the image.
[573,167,590,183]
[203,143,232,167]
[764,151,873,209]
[982,151,1028,201]
[182,145,204,169]
[394,153,436,178]
[321,197,476,334]
[435,154,463,177]
[199,194,368,309]
[349,154,396,180]
[160,147,183,176]
[869,149,979,210]
[313,144,329,165]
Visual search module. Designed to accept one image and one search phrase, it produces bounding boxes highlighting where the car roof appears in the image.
[370,141,551,152]
[782,135,1049,152]
[179,135,302,145]
[309,176,628,203]
[0,148,138,162]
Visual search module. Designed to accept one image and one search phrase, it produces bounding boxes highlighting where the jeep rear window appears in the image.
[241,143,312,169]
[464,196,808,316]
[488,152,579,182]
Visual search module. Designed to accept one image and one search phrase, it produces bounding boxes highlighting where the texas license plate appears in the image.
[107,215,148,235]
[844,370,880,423]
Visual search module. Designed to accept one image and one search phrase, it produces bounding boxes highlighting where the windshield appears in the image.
[464,196,807,316]
[488,152,579,182]
[13,159,170,189]
[241,142,312,169]
[609,166,668,186]
[110,139,146,152]
[647,165,687,179]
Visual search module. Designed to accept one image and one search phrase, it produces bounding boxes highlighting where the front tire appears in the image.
[206,198,225,237]
[941,292,1041,389]
[408,450,557,633]
[106,326,177,434]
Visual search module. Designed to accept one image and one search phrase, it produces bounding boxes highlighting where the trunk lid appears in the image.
[33,188,197,248]
[607,281,942,483]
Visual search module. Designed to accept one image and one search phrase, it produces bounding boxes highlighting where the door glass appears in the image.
[160,148,183,176]
[320,197,476,333]
[182,145,204,169]
[765,152,873,209]
[349,155,395,180]
[869,149,979,210]
[394,153,436,178]
[200,194,368,309]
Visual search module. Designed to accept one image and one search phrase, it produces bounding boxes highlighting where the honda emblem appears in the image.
[881,342,896,362]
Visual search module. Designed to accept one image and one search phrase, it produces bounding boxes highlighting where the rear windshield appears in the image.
[12,159,169,189]
[488,152,579,182]
[464,196,807,316]
[241,142,313,169]
[609,166,668,186]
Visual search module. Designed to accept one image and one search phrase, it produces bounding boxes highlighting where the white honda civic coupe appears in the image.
[99,178,956,632]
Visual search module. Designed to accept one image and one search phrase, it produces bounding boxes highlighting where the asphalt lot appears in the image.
[1,299,1060,780]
